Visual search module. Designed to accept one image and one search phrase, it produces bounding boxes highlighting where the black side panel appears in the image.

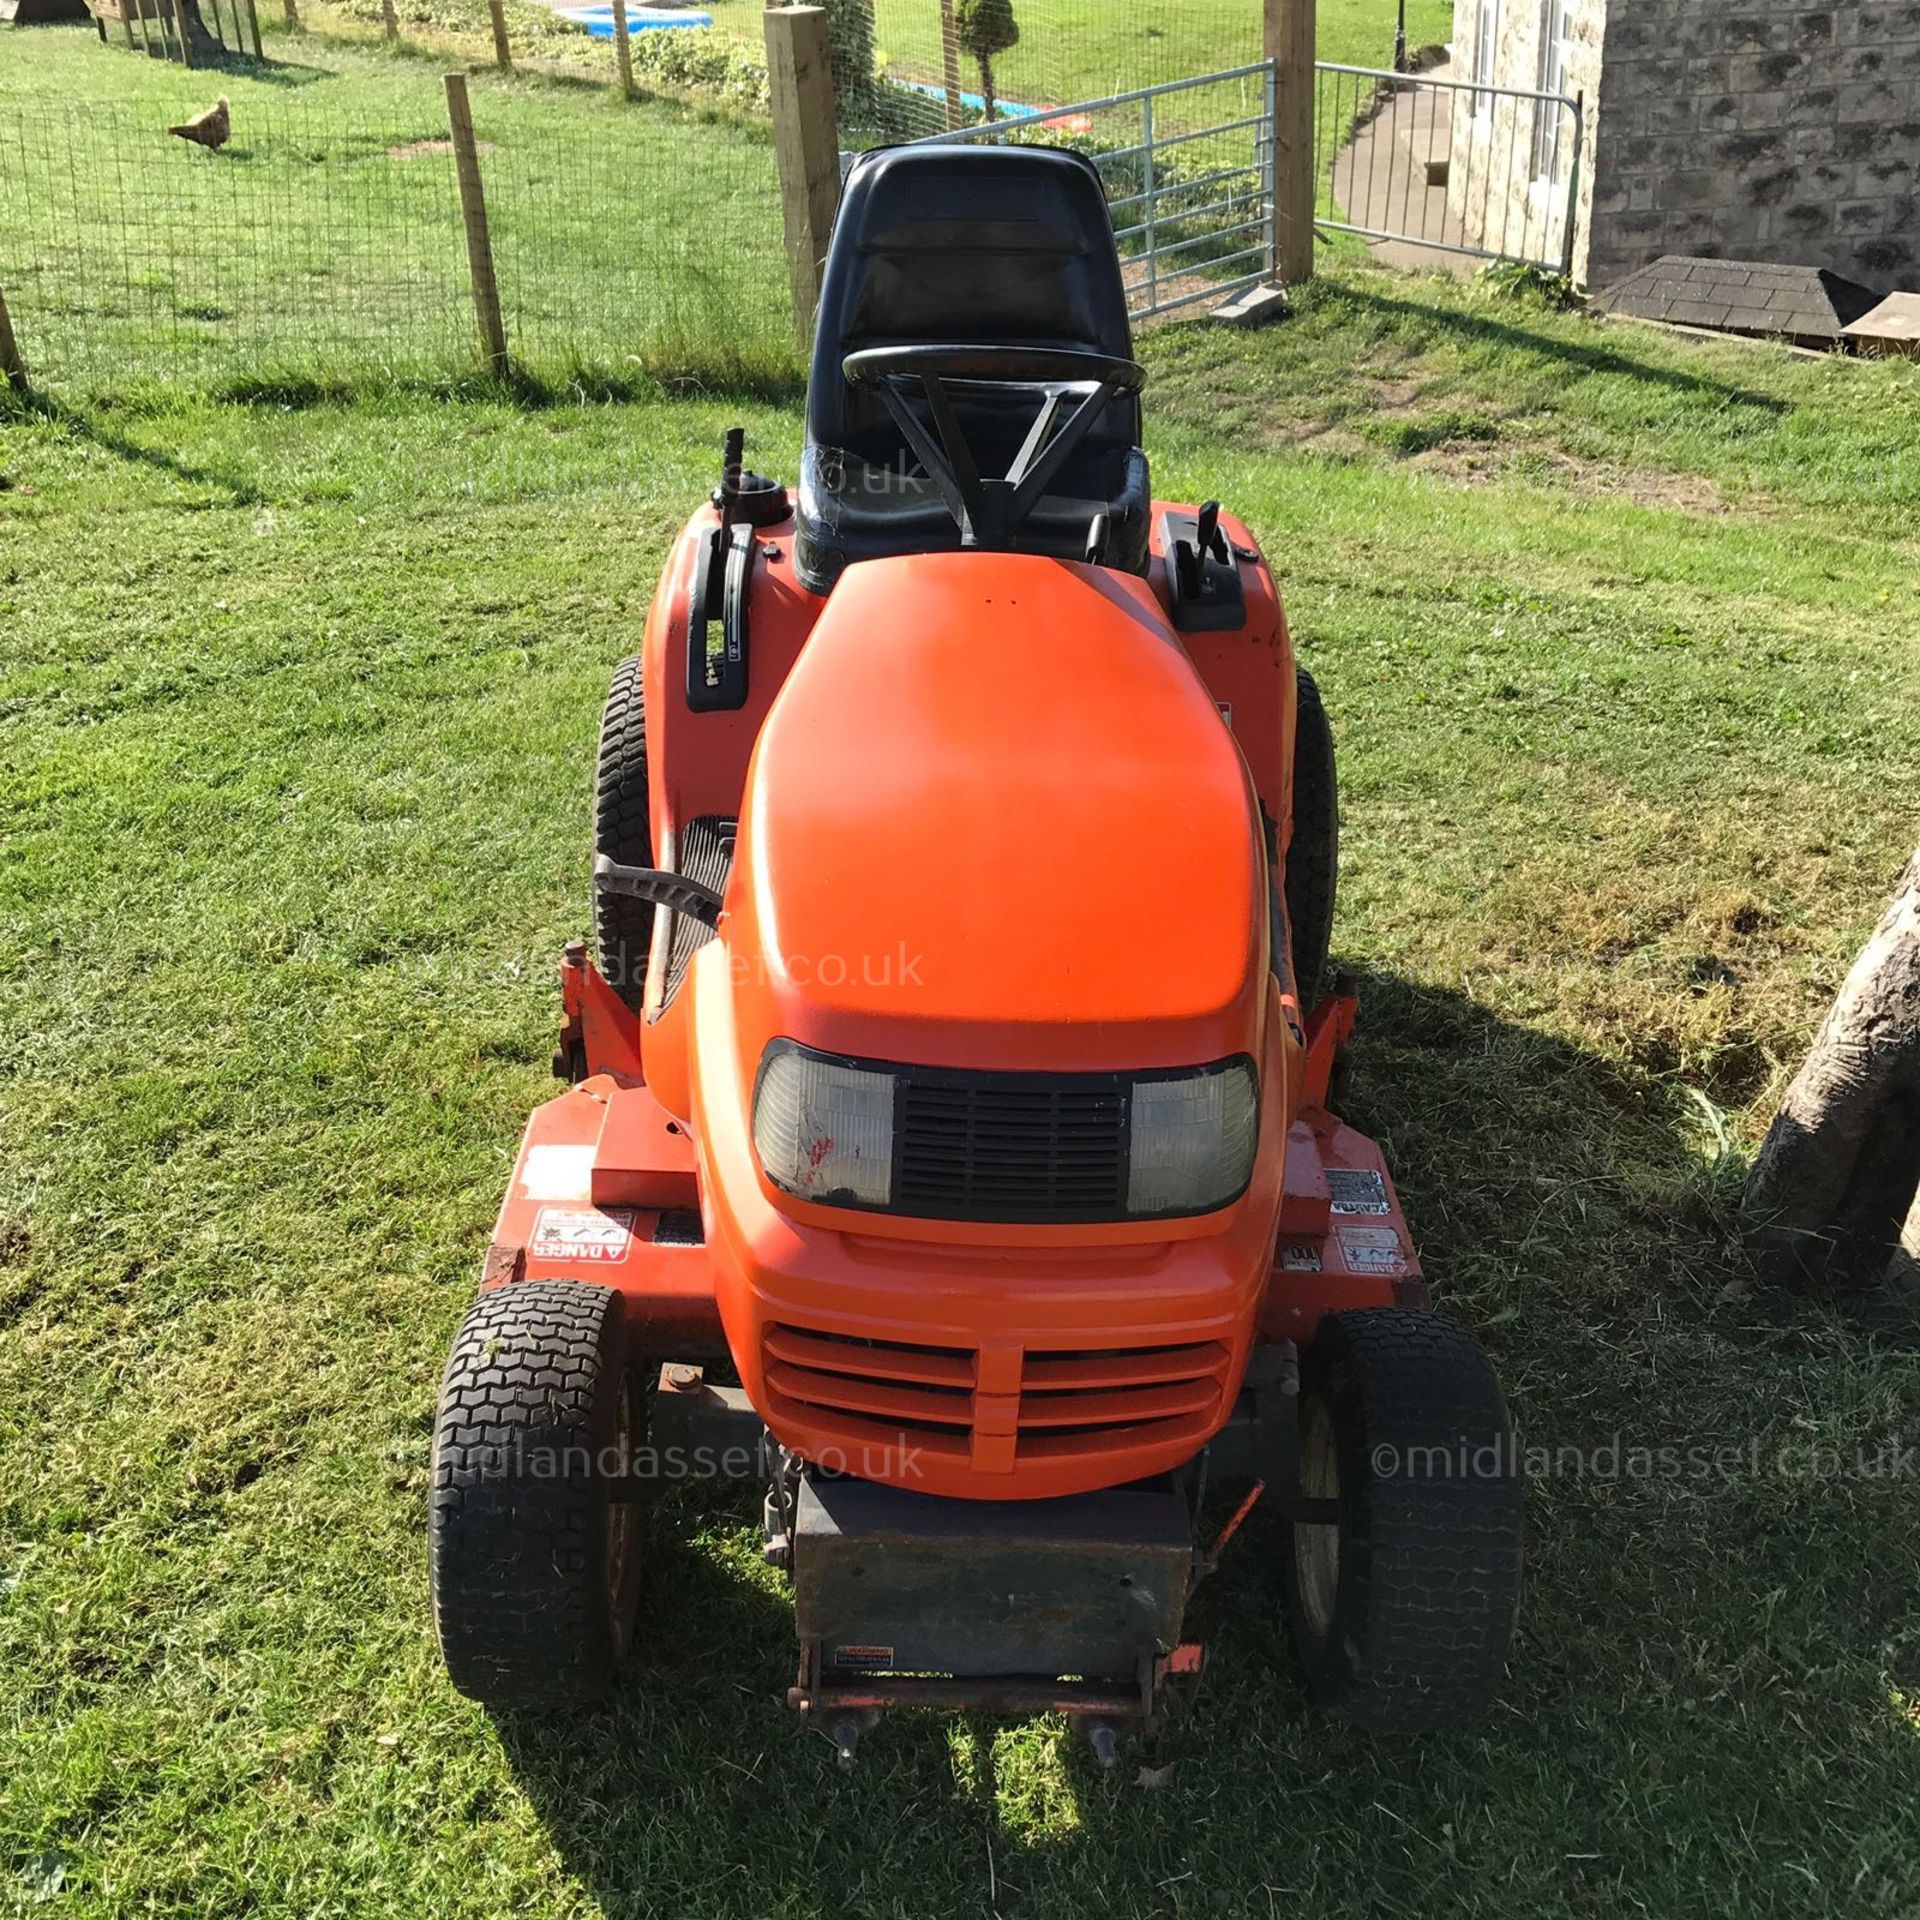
[663,814,737,1001]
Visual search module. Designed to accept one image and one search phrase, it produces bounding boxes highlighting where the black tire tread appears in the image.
[593,655,654,1013]
[1285,667,1339,1012]
[430,1282,630,1710]
[1292,1308,1522,1731]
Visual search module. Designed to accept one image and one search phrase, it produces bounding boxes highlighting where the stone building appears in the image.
[1449,0,1920,291]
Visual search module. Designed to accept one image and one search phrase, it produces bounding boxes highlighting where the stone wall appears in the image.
[1449,0,1608,280]
[1586,0,1920,290]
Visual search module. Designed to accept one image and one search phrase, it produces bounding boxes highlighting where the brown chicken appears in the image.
[166,96,231,152]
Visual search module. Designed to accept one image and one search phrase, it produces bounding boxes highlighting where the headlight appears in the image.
[750,1044,1257,1221]
[752,1044,897,1207]
[1127,1062,1259,1216]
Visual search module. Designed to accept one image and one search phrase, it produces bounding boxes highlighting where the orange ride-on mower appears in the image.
[428,145,1522,1754]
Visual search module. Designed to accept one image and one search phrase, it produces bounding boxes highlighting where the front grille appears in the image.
[1015,1344,1227,1465]
[895,1073,1128,1221]
[763,1323,1229,1476]
[763,1325,974,1466]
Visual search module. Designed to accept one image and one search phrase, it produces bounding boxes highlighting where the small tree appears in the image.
[954,0,1018,124]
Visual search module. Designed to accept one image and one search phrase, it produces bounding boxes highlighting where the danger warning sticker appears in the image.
[1340,1226,1407,1275]
[1327,1167,1391,1217]
[530,1206,637,1264]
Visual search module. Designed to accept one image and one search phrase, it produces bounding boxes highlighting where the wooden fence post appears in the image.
[1264,0,1316,284]
[381,0,398,37]
[609,0,634,97]
[486,0,511,69]
[443,73,510,373]
[0,285,26,391]
[170,0,194,67]
[242,0,263,55]
[764,4,839,351]
[283,0,299,28]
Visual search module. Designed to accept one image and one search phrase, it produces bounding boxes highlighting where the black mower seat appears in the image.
[793,144,1150,595]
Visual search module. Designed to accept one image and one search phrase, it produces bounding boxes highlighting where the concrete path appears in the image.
[1326,52,1476,275]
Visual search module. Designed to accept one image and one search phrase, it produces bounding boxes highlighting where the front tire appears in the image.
[593,655,654,1014]
[1286,1309,1523,1730]
[430,1283,643,1711]
[1285,667,1339,1012]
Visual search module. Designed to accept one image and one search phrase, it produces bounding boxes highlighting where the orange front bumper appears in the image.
[479,953,1425,1502]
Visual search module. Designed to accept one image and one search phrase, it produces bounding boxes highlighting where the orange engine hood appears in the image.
[726,551,1265,1074]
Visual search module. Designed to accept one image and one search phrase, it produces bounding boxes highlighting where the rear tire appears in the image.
[594,656,654,1014]
[430,1283,643,1711]
[1285,668,1339,1012]
[1286,1309,1522,1731]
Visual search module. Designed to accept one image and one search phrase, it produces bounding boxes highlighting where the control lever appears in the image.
[1159,504,1247,634]
[716,425,746,531]
[1196,499,1223,560]
[592,856,725,929]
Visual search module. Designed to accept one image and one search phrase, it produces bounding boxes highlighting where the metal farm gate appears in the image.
[901,58,1585,321]
[1316,62,1585,278]
[908,62,1283,323]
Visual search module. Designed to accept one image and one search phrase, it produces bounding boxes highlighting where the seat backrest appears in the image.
[806,144,1139,465]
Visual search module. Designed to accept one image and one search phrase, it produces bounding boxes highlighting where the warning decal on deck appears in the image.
[1280,1242,1324,1273]
[530,1206,637,1264]
[520,1143,596,1201]
[833,1645,895,1671]
[1340,1226,1407,1275]
[1327,1167,1391,1217]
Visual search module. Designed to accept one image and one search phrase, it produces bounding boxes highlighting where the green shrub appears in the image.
[624,25,771,113]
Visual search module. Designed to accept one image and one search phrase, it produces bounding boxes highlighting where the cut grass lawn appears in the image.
[4,267,1920,1918]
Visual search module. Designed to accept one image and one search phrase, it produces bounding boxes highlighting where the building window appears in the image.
[1531,0,1573,183]
[1471,0,1500,120]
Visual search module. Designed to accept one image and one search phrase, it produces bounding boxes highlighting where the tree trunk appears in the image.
[978,52,995,125]
[938,0,964,130]
[1743,845,1920,1288]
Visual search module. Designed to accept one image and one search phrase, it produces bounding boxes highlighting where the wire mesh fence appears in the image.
[833,0,1267,150]
[0,3,1452,400]
[0,75,792,394]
